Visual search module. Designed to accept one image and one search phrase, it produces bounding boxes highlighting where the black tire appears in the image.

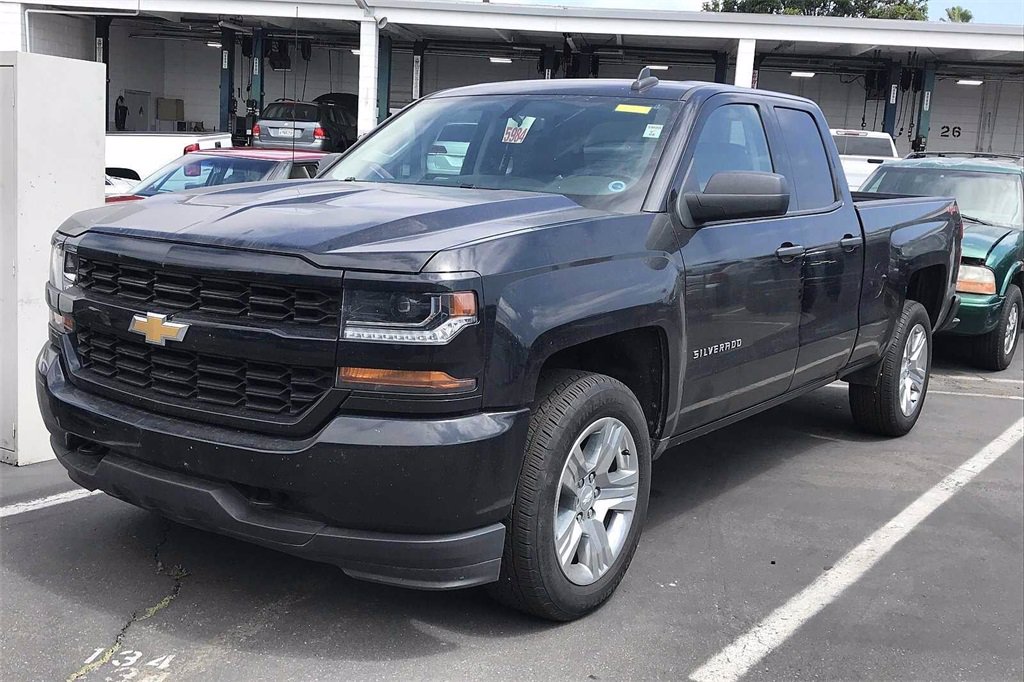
[971,284,1022,372]
[850,300,933,437]
[488,370,652,621]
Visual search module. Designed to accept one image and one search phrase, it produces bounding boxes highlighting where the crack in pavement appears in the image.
[66,521,190,682]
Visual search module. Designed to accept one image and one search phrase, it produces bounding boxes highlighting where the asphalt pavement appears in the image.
[2,336,1021,681]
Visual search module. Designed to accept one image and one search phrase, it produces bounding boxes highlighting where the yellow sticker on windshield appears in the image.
[616,104,652,114]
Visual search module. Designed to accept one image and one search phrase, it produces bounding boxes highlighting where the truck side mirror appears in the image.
[315,152,344,177]
[682,171,790,225]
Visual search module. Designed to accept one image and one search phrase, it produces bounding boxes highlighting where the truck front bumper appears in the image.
[36,344,529,590]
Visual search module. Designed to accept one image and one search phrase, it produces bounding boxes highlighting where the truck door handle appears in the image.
[775,243,806,263]
[839,234,863,252]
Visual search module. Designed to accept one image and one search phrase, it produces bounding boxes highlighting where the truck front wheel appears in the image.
[488,371,651,621]
[849,300,932,436]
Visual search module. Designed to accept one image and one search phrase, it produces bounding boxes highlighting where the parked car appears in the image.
[253,99,355,153]
[426,122,476,175]
[106,132,233,182]
[831,129,899,189]
[40,77,961,622]
[860,152,1023,370]
[105,148,326,203]
[104,174,136,197]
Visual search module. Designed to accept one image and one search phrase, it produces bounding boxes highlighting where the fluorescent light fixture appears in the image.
[489,57,512,63]
[790,71,815,78]
[206,41,222,48]
[351,49,360,55]
[647,65,670,71]
[957,79,983,86]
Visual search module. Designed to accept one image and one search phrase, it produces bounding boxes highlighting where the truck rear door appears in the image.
[768,105,864,389]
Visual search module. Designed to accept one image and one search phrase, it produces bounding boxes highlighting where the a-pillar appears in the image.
[734,39,756,88]
[357,18,379,136]
[219,26,235,133]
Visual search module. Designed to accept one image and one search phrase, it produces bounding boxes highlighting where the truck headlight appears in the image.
[341,289,477,344]
[49,240,78,291]
[956,264,996,295]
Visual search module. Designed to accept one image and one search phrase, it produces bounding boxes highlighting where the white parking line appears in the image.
[932,375,1023,385]
[689,417,1024,682]
[930,390,1023,401]
[0,489,102,519]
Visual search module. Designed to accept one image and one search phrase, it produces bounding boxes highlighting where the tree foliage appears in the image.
[943,5,973,22]
[702,0,929,20]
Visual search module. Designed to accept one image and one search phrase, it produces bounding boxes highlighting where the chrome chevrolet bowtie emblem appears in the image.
[129,312,189,346]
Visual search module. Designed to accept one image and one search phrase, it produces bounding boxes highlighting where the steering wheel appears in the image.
[367,162,394,181]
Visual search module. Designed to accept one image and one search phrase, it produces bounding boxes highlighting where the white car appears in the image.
[830,129,898,190]
[104,174,136,196]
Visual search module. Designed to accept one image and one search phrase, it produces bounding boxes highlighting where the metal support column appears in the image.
[882,63,902,136]
[412,40,425,101]
[912,63,936,151]
[95,18,110,129]
[713,52,728,84]
[219,27,235,133]
[357,19,379,136]
[250,28,265,115]
[377,34,391,123]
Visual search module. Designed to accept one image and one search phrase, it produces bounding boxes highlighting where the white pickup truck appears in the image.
[105,132,232,182]
[830,129,899,189]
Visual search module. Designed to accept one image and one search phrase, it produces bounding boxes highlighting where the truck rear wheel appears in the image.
[488,371,651,621]
[849,300,932,437]
[972,284,1021,372]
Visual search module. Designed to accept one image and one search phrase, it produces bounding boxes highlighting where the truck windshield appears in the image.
[327,95,680,212]
[864,167,1023,229]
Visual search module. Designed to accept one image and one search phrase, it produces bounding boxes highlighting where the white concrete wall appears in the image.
[929,76,1024,155]
[0,52,105,466]
[25,11,93,60]
[0,2,22,52]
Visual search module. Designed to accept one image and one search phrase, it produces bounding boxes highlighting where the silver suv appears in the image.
[252,100,356,153]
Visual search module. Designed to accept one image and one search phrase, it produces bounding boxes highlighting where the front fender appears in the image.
[483,252,684,411]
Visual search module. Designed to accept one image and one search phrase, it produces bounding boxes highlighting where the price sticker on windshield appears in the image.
[502,116,536,144]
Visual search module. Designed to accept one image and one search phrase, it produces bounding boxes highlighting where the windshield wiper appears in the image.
[960,213,994,226]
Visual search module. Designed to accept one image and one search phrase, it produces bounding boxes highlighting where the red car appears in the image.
[106,148,326,203]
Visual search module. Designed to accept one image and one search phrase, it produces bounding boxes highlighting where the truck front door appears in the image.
[673,99,803,432]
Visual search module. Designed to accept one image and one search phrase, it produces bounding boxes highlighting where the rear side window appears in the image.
[832,134,895,157]
[689,104,773,191]
[777,108,837,211]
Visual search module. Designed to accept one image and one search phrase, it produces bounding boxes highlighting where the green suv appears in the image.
[862,153,1023,370]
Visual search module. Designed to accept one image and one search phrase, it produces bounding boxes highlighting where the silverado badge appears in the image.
[129,312,189,346]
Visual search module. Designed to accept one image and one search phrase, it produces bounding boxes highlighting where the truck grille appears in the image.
[75,326,335,417]
[77,257,340,327]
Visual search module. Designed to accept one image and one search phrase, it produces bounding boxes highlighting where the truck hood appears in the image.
[58,180,601,273]
[961,223,1016,262]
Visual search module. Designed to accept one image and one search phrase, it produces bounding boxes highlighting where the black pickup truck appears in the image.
[39,76,962,621]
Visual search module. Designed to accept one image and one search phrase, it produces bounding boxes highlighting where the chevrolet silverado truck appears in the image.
[39,75,962,621]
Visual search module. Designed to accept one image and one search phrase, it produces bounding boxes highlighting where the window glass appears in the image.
[865,168,1023,229]
[134,155,277,196]
[261,102,319,122]
[327,95,681,213]
[832,134,895,157]
[689,104,772,191]
[777,107,836,210]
